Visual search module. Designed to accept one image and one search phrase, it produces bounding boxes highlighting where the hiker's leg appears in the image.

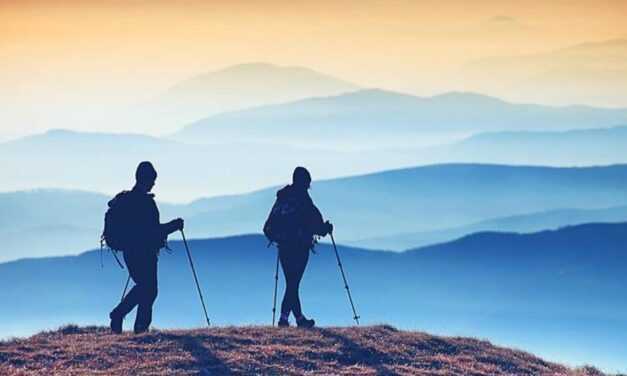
[279,246,298,317]
[290,248,310,318]
[112,285,140,318]
[134,254,158,333]
[110,252,142,318]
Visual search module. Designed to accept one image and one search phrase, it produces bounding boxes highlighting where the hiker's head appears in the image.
[135,161,157,192]
[292,166,312,190]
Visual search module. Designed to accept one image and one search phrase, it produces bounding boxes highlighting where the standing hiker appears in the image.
[264,167,333,328]
[106,161,184,334]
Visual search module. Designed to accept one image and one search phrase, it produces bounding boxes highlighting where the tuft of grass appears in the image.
[0,325,608,375]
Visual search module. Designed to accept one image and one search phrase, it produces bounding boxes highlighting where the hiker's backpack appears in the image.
[263,195,306,244]
[102,191,132,252]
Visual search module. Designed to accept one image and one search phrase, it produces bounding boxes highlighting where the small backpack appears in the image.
[263,195,306,244]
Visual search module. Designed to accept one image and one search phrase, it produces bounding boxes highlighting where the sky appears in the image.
[1,0,627,139]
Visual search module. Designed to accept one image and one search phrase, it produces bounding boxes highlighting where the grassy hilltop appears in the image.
[0,325,606,375]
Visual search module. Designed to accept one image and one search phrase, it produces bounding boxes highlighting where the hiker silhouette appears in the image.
[264,166,333,328]
[107,161,184,334]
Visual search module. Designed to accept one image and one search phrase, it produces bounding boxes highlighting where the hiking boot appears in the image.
[277,318,290,327]
[134,325,150,334]
[296,317,315,328]
[109,312,123,334]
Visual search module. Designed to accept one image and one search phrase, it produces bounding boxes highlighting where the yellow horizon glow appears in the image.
[3,0,626,92]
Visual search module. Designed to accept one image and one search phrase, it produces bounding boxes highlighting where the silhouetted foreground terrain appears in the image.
[0,325,605,375]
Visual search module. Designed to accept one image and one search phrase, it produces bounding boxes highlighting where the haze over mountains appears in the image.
[184,164,627,239]
[461,38,627,107]
[350,205,627,250]
[417,126,627,166]
[4,36,627,140]
[1,63,361,140]
[174,89,627,149]
[3,64,627,269]
[3,164,627,263]
[1,61,626,374]
[136,63,360,134]
[2,97,627,202]
[1,223,625,371]
[0,129,403,200]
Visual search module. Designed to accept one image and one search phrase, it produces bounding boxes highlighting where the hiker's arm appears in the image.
[310,205,332,236]
[150,199,182,236]
[161,218,184,235]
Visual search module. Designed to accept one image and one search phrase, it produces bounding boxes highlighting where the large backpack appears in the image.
[102,191,133,253]
[263,194,307,244]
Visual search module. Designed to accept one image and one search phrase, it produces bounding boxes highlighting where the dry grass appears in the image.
[0,325,606,375]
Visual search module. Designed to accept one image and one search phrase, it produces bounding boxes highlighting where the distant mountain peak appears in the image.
[151,63,361,128]
[311,88,416,103]
[33,129,160,140]
[43,129,78,136]
[4,129,171,150]
[213,62,325,75]
[296,88,509,106]
[168,62,359,92]
[431,91,508,104]
[343,88,412,97]
[216,62,281,71]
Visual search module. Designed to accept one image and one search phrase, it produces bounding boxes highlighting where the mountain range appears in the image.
[1,222,625,371]
[416,125,627,166]
[174,89,627,149]
[3,122,627,203]
[182,164,627,240]
[134,63,360,134]
[2,164,627,263]
[350,205,627,250]
[3,39,627,376]
[0,129,361,200]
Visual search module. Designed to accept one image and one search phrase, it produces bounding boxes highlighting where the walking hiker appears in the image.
[106,161,184,334]
[264,167,333,328]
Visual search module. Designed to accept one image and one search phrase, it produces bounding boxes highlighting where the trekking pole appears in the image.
[330,233,360,325]
[180,230,211,327]
[272,250,280,326]
[120,274,131,302]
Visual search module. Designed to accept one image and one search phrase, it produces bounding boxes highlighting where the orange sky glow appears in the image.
[1,0,626,137]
